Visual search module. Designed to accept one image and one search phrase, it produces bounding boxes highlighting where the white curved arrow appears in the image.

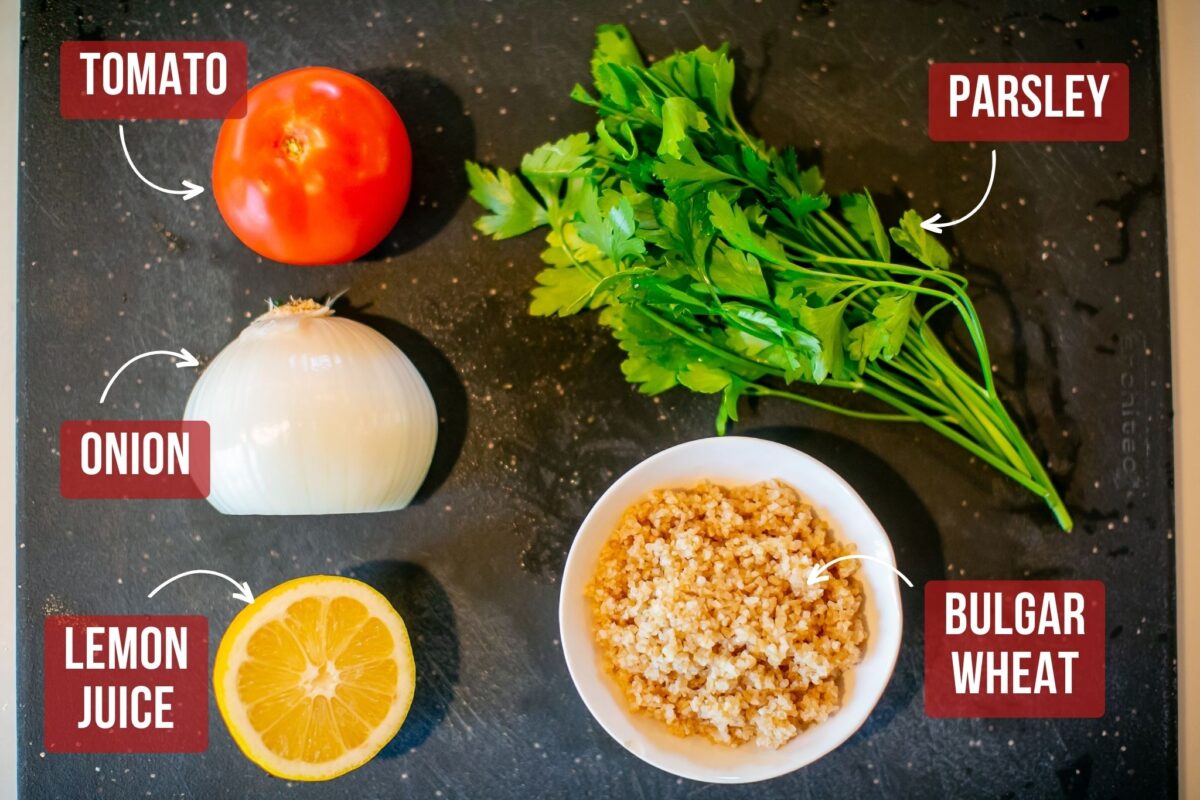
[99,348,199,404]
[118,124,205,201]
[920,149,996,235]
[147,569,255,604]
[807,554,914,588]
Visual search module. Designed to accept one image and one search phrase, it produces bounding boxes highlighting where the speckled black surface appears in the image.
[16,0,1176,797]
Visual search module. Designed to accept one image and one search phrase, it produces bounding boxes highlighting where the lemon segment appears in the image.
[214,576,415,781]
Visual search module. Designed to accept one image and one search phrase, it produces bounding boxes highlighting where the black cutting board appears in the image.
[16,0,1176,796]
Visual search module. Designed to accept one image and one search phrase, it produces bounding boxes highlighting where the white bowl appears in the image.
[559,436,903,784]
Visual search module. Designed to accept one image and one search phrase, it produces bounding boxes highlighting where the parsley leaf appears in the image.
[658,97,711,158]
[841,191,891,262]
[605,305,713,395]
[650,45,736,124]
[797,164,825,196]
[596,119,638,161]
[797,298,850,382]
[530,266,602,317]
[679,363,733,393]
[706,244,770,300]
[520,133,593,180]
[780,193,830,225]
[575,186,647,265]
[846,291,916,364]
[707,192,787,264]
[465,162,548,239]
[890,209,950,269]
[593,23,644,71]
[653,141,739,197]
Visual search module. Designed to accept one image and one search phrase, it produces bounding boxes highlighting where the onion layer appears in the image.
[184,298,437,515]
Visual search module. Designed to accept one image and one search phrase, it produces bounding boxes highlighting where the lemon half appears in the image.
[214,575,416,781]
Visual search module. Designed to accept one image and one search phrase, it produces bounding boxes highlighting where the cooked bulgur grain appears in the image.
[588,480,866,749]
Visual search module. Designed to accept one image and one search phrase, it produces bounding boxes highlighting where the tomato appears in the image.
[212,67,412,265]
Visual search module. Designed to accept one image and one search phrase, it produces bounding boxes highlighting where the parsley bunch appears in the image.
[466,24,1071,530]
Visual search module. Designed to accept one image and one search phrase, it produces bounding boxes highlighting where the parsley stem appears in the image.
[773,237,973,313]
[810,253,968,287]
[869,360,958,419]
[886,353,995,447]
[808,214,860,259]
[745,384,939,423]
[851,380,1051,498]
[817,210,873,260]
[901,337,1023,465]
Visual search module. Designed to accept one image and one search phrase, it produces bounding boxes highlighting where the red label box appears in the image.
[59,420,210,500]
[929,63,1129,141]
[924,580,1105,718]
[44,616,208,752]
[60,41,247,119]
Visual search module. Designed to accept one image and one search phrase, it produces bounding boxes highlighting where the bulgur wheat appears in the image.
[588,480,866,749]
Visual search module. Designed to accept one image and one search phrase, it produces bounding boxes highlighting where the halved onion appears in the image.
[184,298,437,515]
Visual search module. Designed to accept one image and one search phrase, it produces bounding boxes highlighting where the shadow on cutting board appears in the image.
[343,560,459,755]
[743,426,944,736]
[337,307,468,505]
[357,68,474,259]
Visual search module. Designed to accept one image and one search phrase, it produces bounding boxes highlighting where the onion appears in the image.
[184,298,437,515]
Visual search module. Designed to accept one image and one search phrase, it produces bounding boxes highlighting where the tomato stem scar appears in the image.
[281,134,306,161]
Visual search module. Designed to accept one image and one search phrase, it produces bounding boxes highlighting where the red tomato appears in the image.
[212,67,411,265]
